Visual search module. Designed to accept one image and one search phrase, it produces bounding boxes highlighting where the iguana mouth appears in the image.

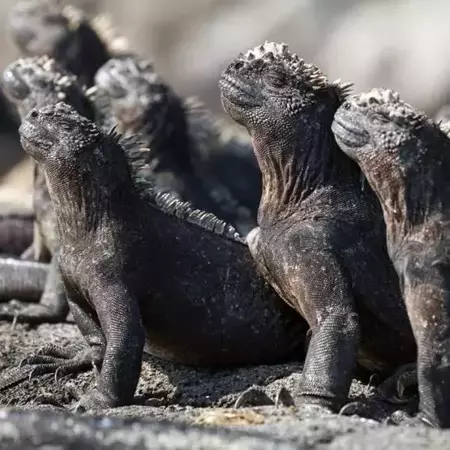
[19,119,52,155]
[18,120,37,142]
[219,76,261,108]
[332,117,369,148]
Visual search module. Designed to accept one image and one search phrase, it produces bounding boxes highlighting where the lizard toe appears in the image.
[233,385,274,408]
[20,345,102,380]
[75,387,122,411]
[275,386,295,407]
[34,393,65,407]
[388,410,435,428]
[339,399,385,419]
[377,363,417,404]
[36,343,83,359]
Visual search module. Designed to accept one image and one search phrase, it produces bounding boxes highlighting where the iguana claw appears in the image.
[377,363,417,404]
[388,410,435,428]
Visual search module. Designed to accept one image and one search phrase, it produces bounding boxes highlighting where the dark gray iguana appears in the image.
[219,42,418,415]
[3,0,126,256]
[14,101,307,410]
[332,87,450,428]
[8,0,128,88]
[90,55,261,235]
[0,55,95,322]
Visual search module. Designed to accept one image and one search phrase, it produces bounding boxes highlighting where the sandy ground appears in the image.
[0,319,417,429]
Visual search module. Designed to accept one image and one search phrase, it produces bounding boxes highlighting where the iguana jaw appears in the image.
[19,117,52,162]
[219,75,262,110]
[332,109,370,153]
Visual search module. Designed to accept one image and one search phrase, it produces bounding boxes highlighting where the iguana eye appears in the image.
[59,121,72,130]
[265,70,286,88]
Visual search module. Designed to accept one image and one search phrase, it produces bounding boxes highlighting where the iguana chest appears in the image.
[246,226,301,313]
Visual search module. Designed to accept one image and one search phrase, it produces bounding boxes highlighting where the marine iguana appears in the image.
[15,102,307,410]
[91,55,260,235]
[8,0,128,88]
[0,55,95,323]
[219,41,416,414]
[332,87,450,428]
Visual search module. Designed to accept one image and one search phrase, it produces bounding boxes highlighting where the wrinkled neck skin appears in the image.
[356,142,450,251]
[41,145,139,246]
[252,106,360,227]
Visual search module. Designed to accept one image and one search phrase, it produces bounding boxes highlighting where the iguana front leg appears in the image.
[82,279,145,409]
[401,274,450,428]
[24,276,146,409]
[289,253,360,411]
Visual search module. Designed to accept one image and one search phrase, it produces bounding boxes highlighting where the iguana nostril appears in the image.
[30,109,39,118]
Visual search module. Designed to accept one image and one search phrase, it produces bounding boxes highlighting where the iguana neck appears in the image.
[43,144,139,244]
[357,145,450,248]
[56,22,110,87]
[252,108,360,227]
[126,95,193,173]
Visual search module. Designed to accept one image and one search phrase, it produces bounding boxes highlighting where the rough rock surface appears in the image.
[0,320,442,448]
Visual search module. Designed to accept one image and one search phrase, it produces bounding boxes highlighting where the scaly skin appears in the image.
[16,102,307,410]
[219,42,416,414]
[0,55,95,323]
[91,55,260,235]
[332,87,450,428]
[8,0,117,87]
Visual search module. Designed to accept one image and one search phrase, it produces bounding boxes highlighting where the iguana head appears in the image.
[219,41,352,137]
[8,0,70,58]
[9,0,109,87]
[332,87,447,168]
[19,102,100,164]
[2,56,92,120]
[94,55,172,132]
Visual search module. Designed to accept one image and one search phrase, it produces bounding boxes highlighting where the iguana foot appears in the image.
[20,343,102,380]
[0,301,68,325]
[233,386,295,409]
[388,410,435,428]
[275,386,295,407]
[338,400,386,419]
[377,363,417,404]
[233,386,274,408]
[294,401,333,419]
[73,387,123,412]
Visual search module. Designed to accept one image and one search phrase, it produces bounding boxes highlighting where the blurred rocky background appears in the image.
[0,0,449,205]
